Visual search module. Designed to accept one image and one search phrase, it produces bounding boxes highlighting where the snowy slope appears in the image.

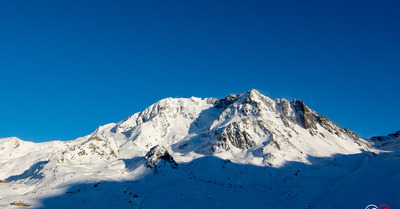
[0,90,398,209]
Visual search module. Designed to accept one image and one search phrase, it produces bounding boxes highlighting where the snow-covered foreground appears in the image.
[1,150,399,209]
[0,90,399,208]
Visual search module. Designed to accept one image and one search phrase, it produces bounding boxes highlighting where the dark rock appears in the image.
[293,100,317,130]
[280,99,291,118]
[388,131,400,137]
[214,94,241,109]
[315,114,359,140]
[216,122,256,150]
[144,145,178,169]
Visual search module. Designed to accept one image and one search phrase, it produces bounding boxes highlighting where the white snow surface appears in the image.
[0,90,398,209]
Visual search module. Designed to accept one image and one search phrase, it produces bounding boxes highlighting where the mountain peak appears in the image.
[1,90,367,168]
[247,88,262,97]
[242,89,265,104]
[0,91,370,171]
[1,90,391,209]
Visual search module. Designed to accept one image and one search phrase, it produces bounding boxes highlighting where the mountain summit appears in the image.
[0,90,397,209]
[94,89,369,166]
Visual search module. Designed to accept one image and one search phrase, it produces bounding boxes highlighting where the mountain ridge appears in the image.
[0,89,398,209]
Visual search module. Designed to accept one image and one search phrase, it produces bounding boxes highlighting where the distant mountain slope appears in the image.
[0,90,398,209]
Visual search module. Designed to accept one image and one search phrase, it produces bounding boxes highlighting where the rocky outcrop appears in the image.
[388,130,400,138]
[314,114,359,140]
[371,130,400,142]
[144,145,178,169]
[214,94,242,109]
[216,122,256,151]
[370,130,400,152]
[293,99,317,130]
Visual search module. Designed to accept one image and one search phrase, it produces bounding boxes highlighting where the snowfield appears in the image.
[0,90,399,209]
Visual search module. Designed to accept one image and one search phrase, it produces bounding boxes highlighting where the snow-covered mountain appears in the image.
[0,90,398,209]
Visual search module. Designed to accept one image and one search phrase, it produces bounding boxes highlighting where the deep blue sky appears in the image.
[0,1,399,142]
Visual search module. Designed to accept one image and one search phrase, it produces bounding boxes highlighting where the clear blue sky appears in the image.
[0,0,399,142]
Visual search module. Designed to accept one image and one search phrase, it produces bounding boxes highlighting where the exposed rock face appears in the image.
[293,100,317,130]
[0,89,382,209]
[192,89,368,162]
[0,89,369,179]
[216,122,256,150]
[214,94,242,109]
[86,134,118,158]
[314,114,359,140]
[370,130,400,152]
[387,130,400,138]
[274,98,359,141]
[144,145,178,169]
[280,99,291,118]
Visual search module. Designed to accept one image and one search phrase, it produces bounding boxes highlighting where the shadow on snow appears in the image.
[32,151,400,209]
[6,161,48,182]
